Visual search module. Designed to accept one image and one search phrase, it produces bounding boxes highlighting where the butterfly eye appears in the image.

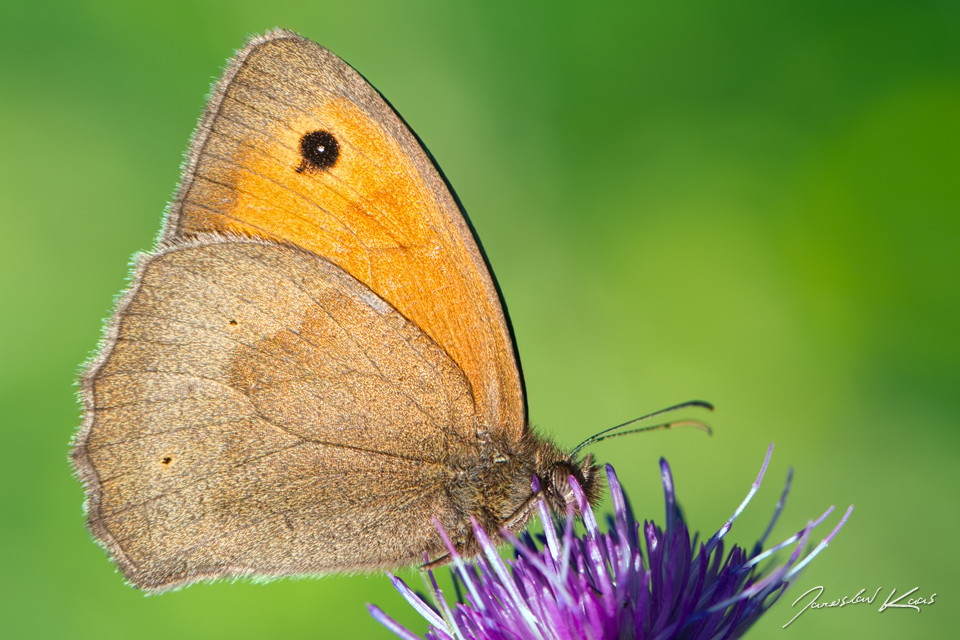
[551,463,576,505]
[297,129,340,172]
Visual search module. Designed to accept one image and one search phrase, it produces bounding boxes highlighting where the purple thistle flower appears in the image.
[369,444,853,640]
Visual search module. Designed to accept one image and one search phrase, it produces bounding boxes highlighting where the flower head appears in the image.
[369,445,852,640]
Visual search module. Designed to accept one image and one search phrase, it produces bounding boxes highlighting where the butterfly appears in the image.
[71,29,600,592]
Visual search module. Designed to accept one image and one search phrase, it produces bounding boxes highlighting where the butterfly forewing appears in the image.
[165,30,525,436]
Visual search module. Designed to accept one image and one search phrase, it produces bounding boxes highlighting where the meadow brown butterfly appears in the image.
[71,29,601,592]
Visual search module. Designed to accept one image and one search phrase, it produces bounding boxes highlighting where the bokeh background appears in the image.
[1,0,957,638]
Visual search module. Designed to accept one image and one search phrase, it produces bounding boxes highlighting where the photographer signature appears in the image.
[783,585,936,628]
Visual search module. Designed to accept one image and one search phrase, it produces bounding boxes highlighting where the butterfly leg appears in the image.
[422,554,453,570]
[503,491,543,531]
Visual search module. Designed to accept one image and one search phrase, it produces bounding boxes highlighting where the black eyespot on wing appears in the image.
[161,457,172,465]
[297,130,340,172]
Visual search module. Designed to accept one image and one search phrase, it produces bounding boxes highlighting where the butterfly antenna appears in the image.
[570,400,714,457]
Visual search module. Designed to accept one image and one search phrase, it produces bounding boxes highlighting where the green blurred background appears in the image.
[1,0,957,638]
